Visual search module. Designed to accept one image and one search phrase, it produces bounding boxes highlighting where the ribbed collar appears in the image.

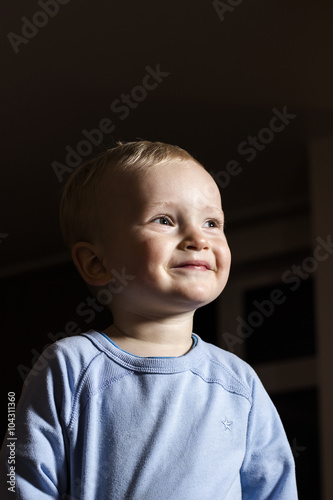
[82,330,206,374]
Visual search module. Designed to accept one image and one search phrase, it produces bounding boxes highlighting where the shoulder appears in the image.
[200,339,257,382]
[21,331,127,426]
[30,332,102,372]
[24,331,119,392]
[45,331,102,362]
[194,336,263,404]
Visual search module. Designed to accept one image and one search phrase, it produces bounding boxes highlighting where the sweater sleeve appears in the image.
[0,345,70,499]
[240,372,299,499]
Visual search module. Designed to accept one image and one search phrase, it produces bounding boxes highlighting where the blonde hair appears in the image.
[60,140,199,248]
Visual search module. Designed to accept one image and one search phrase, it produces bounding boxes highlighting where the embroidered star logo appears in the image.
[222,417,232,431]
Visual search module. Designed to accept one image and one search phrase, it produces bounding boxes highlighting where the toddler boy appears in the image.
[0,141,298,499]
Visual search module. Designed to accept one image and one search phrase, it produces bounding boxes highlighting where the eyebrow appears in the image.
[147,201,224,216]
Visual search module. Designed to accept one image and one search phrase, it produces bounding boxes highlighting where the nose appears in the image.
[179,225,210,251]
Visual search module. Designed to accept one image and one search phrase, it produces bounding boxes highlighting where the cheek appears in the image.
[144,239,170,267]
[216,243,231,273]
[131,236,168,271]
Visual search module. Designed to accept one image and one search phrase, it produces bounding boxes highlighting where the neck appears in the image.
[103,309,195,357]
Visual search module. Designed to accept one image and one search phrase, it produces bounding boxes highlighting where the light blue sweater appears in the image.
[0,331,298,499]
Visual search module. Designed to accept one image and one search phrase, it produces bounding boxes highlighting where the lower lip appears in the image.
[175,265,209,271]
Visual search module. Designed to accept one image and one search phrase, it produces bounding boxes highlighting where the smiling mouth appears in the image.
[173,261,212,271]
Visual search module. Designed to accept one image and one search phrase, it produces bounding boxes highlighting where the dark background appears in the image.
[1,0,333,498]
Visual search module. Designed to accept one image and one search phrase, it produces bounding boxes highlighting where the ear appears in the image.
[71,241,113,286]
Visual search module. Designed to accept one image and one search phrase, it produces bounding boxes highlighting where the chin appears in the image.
[177,289,219,309]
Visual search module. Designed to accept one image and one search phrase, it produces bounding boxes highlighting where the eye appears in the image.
[203,219,218,228]
[152,216,172,226]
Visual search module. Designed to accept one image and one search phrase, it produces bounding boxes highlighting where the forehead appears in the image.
[99,158,222,218]
[138,159,222,204]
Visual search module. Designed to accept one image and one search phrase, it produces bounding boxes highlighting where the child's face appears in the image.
[99,159,231,317]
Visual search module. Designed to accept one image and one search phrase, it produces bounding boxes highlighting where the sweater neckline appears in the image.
[82,330,205,374]
[99,331,198,359]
